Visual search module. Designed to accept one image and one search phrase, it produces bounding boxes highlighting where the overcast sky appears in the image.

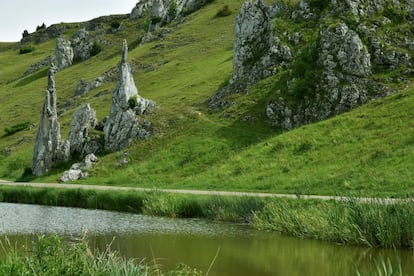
[0,0,138,42]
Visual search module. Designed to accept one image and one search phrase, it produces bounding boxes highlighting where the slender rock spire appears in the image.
[32,64,69,176]
[122,39,128,63]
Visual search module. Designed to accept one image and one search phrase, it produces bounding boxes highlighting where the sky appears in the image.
[0,0,138,42]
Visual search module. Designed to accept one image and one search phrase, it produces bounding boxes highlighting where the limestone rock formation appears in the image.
[130,0,214,25]
[72,28,93,62]
[60,153,98,182]
[32,64,70,176]
[104,40,156,152]
[267,22,383,129]
[54,37,74,70]
[210,0,413,129]
[68,104,98,156]
[74,77,104,97]
[231,0,291,85]
[209,0,291,110]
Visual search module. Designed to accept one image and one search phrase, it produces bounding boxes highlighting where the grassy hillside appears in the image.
[0,0,413,197]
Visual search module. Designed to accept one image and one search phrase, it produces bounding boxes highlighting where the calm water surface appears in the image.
[0,202,413,275]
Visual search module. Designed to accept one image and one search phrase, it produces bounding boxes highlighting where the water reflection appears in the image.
[0,203,413,275]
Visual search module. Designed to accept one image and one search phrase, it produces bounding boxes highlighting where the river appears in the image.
[0,202,412,275]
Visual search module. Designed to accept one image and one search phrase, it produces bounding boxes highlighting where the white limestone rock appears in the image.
[104,40,156,152]
[54,37,74,70]
[32,64,70,176]
[68,104,98,156]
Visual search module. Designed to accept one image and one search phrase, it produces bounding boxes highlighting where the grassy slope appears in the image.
[0,0,413,197]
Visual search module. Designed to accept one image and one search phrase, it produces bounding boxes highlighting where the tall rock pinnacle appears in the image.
[32,64,69,176]
[104,40,156,152]
[104,40,141,152]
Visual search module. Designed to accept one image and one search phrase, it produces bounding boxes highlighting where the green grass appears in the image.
[253,197,414,248]
[0,235,201,275]
[2,185,414,249]
[0,0,413,198]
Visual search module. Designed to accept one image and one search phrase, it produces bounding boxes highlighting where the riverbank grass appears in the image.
[2,185,414,249]
[0,235,200,275]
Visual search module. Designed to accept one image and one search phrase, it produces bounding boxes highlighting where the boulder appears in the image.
[60,169,87,182]
[60,153,98,182]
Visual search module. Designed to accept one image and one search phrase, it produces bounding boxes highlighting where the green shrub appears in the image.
[151,16,163,25]
[169,0,178,19]
[383,4,407,23]
[128,96,138,109]
[216,5,232,17]
[110,21,121,29]
[19,46,35,55]
[0,235,201,275]
[308,0,331,11]
[90,41,102,57]
[4,122,31,135]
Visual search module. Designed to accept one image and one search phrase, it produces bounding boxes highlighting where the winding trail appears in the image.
[0,179,404,204]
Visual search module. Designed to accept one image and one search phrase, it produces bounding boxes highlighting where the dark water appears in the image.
[0,203,413,275]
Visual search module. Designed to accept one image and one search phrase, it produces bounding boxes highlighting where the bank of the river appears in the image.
[0,235,200,276]
[0,183,414,249]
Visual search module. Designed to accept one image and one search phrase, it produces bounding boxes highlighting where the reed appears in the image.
[0,235,201,275]
[252,198,414,248]
[2,185,414,249]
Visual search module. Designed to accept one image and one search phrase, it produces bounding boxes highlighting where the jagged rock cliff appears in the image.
[104,40,156,152]
[32,65,70,176]
[210,0,414,129]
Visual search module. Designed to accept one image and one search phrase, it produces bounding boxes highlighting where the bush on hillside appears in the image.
[128,96,138,109]
[169,0,178,19]
[19,45,35,55]
[4,122,31,136]
[110,21,121,29]
[216,5,232,17]
[90,41,102,57]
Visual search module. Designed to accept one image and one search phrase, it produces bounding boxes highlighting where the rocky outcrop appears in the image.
[266,22,384,129]
[74,77,104,97]
[130,0,214,26]
[21,23,74,44]
[72,28,93,62]
[232,0,291,85]
[68,104,98,156]
[211,0,413,129]
[54,38,74,71]
[60,153,98,182]
[22,56,54,77]
[53,28,100,71]
[32,64,70,176]
[209,0,292,110]
[104,40,156,152]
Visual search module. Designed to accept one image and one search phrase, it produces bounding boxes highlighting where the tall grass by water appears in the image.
[0,235,200,275]
[252,198,414,249]
[1,185,414,249]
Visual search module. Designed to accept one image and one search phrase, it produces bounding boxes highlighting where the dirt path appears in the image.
[0,179,404,204]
